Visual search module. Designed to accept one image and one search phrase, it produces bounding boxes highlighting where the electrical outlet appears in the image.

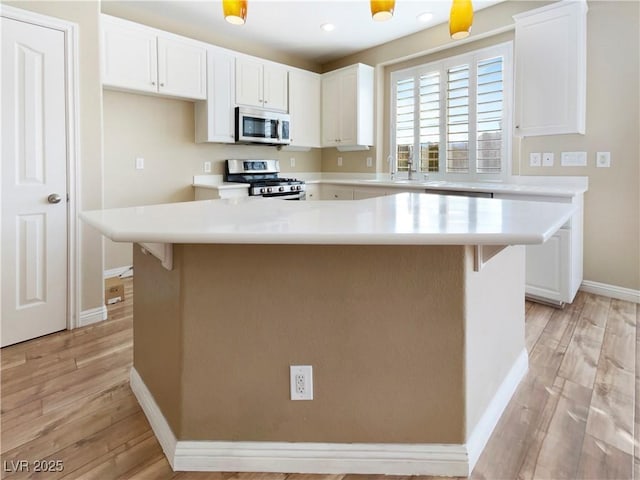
[290,157,296,168]
[596,151,611,168]
[366,156,373,168]
[135,157,144,170]
[290,365,313,400]
[529,152,541,167]
[542,152,554,167]
[337,157,343,167]
[203,161,212,173]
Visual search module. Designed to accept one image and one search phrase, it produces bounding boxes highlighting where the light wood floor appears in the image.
[1,279,637,479]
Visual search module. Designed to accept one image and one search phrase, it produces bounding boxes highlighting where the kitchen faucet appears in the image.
[407,157,415,181]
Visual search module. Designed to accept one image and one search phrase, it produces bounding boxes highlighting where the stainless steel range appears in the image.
[225,159,306,200]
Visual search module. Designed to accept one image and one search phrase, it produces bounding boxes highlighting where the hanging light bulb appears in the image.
[223,0,247,25]
[449,0,473,39]
[370,0,395,21]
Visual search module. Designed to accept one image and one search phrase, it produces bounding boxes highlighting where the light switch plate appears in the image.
[135,157,144,170]
[561,151,587,167]
[529,152,541,167]
[542,152,554,167]
[366,157,373,168]
[596,151,611,168]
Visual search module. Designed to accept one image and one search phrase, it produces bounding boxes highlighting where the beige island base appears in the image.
[131,242,527,476]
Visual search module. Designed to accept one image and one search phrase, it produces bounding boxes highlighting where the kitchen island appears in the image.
[81,193,576,476]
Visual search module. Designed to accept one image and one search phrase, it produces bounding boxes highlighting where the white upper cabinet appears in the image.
[236,56,288,111]
[101,14,206,100]
[513,0,587,137]
[195,47,236,144]
[321,63,374,149]
[288,69,321,148]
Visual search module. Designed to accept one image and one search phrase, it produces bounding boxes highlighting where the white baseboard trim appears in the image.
[130,368,177,469]
[465,348,529,471]
[580,280,640,304]
[78,306,108,327]
[104,265,133,279]
[130,352,528,476]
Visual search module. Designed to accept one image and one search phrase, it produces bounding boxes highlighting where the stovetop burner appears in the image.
[224,159,306,198]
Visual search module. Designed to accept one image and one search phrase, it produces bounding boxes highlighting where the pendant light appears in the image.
[449,0,473,39]
[370,0,395,21]
[223,0,247,25]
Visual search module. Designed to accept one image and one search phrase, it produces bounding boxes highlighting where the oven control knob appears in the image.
[267,187,273,193]
[296,186,301,191]
[260,188,266,194]
[279,187,285,192]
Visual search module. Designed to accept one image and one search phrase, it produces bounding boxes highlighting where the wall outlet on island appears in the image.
[290,365,313,400]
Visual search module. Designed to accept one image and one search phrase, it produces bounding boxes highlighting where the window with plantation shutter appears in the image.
[390,42,512,181]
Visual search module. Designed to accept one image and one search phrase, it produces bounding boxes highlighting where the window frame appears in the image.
[389,41,514,182]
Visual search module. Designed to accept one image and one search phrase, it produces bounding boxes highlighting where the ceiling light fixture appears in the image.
[320,23,335,32]
[223,0,247,25]
[449,0,473,39]
[370,0,395,22]
[417,12,433,23]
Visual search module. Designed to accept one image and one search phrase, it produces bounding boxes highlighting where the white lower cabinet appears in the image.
[494,192,583,305]
[525,228,570,303]
[320,185,354,200]
[352,187,394,199]
[304,184,320,201]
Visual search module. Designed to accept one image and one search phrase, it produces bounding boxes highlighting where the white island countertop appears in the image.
[81,192,576,246]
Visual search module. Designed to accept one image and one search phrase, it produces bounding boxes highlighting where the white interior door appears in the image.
[1,17,68,347]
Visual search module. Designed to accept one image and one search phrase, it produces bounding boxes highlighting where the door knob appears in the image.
[47,193,62,204]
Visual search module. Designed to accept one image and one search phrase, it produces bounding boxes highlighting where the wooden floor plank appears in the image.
[524,302,554,352]
[1,382,136,453]
[528,378,591,479]
[1,279,635,479]
[576,433,634,480]
[585,299,636,456]
[557,297,608,388]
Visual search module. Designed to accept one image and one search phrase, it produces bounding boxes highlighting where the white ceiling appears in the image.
[107,0,503,64]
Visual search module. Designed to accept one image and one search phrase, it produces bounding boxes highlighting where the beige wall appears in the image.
[3,0,106,313]
[103,90,322,269]
[321,1,640,291]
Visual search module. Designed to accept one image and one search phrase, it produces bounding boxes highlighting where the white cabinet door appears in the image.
[195,47,235,143]
[304,184,320,201]
[353,187,389,200]
[102,16,157,94]
[263,63,288,111]
[514,1,587,136]
[321,74,340,146]
[288,69,321,148]
[157,36,206,100]
[320,185,354,200]
[101,15,207,100]
[235,57,264,108]
[236,57,289,111]
[525,228,571,303]
[321,63,374,148]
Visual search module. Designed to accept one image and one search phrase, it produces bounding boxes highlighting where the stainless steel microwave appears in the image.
[235,107,291,145]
